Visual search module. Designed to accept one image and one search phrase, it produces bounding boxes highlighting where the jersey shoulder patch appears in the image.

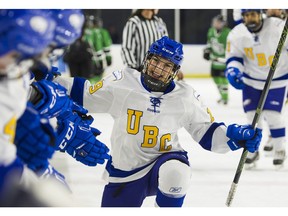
[112,70,124,81]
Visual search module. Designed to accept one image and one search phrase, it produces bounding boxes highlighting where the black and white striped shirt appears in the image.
[121,15,168,70]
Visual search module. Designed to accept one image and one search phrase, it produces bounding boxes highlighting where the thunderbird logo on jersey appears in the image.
[147,96,162,113]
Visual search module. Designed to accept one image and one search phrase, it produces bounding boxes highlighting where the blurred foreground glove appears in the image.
[30,79,88,119]
[226,124,262,153]
[56,111,110,166]
[30,80,72,118]
[15,102,56,171]
[225,67,244,90]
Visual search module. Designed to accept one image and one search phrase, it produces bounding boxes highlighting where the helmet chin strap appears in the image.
[141,73,169,92]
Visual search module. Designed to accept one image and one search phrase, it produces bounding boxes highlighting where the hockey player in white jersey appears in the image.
[0,9,110,206]
[51,35,262,207]
[225,9,288,168]
[27,9,110,168]
[0,9,68,205]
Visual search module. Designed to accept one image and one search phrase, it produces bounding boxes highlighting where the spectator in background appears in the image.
[121,9,184,80]
[108,25,120,44]
[63,26,95,79]
[83,15,113,84]
[203,15,231,105]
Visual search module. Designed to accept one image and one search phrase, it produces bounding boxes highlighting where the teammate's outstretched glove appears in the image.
[225,67,244,90]
[30,79,87,119]
[226,124,262,153]
[30,80,72,118]
[56,111,110,166]
[15,102,56,172]
[30,60,61,81]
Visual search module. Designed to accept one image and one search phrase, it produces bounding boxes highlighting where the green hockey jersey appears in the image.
[206,27,230,70]
[83,27,112,68]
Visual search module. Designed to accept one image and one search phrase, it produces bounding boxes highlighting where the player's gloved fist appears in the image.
[57,102,94,126]
[203,47,211,61]
[225,67,244,90]
[30,60,61,81]
[30,80,74,119]
[15,102,56,171]
[56,112,110,166]
[226,124,262,153]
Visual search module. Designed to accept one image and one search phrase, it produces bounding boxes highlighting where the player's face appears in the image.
[212,19,224,31]
[146,55,175,83]
[243,11,261,29]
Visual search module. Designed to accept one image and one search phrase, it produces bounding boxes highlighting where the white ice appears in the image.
[50,78,288,209]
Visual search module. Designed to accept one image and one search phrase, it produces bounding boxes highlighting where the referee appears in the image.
[121,9,184,80]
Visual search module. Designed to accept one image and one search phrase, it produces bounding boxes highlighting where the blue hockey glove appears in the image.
[225,67,244,90]
[15,102,56,172]
[226,124,262,153]
[30,80,74,118]
[56,111,110,166]
[57,105,94,127]
[30,60,61,81]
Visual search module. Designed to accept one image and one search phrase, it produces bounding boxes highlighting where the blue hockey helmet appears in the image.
[148,35,183,67]
[141,36,184,92]
[48,9,85,48]
[0,9,56,58]
[241,9,262,15]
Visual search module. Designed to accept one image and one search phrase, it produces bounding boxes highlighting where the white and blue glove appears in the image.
[225,67,244,90]
[56,111,110,166]
[15,102,56,172]
[226,124,262,153]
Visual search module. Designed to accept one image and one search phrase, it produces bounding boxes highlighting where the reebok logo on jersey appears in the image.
[169,187,182,193]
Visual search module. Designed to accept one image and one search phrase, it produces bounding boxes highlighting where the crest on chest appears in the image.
[147,96,163,113]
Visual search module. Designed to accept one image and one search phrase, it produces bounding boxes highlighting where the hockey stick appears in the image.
[226,17,288,207]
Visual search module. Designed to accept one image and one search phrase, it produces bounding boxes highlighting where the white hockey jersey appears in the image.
[226,17,288,90]
[0,66,30,166]
[55,68,232,182]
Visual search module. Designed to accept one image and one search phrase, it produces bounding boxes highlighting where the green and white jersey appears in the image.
[83,27,112,66]
[207,27,231,70]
